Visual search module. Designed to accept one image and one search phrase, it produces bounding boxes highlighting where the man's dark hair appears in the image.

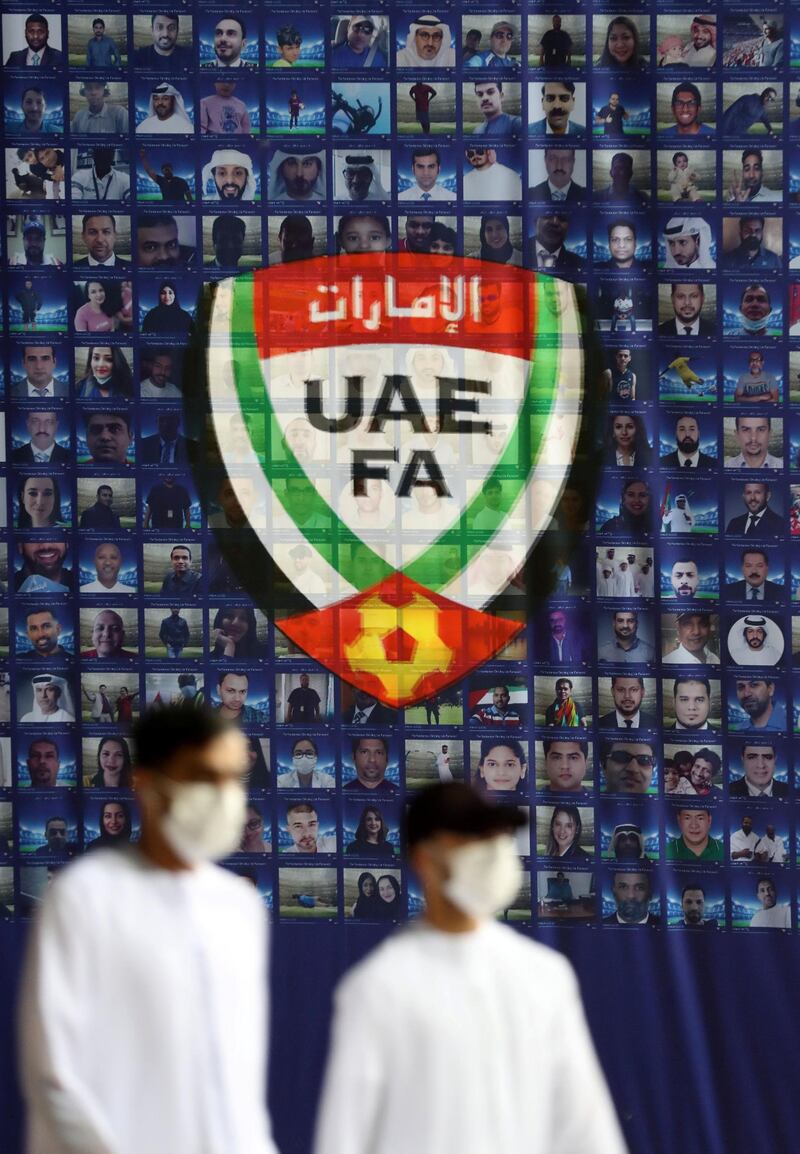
[351,736,389,761]
[742,148,762,165]
[756,874,776,891]
[475,80,503,92]
[612,869,651,895]
[611,675,644,688]
[671,282,704,297]
[542,737,588,757]
[132,705,232,771]
[92,18,105,27]
[672,151,688,164]
[673,677,711,696]
[82,213,116,232]
[170,544,192,559]
[28,737,58,754]
[45,816,66,831]
[217,14,246,37]
[740,547,768,564]
[84,410,132,434]
[692,747,721,772]
[681,883,705,899]
[608,217,636,239]
[671,82,701,107]
[27,12,48,28]
[151,13,179,26]
[541,81,575,95]
[411,148,441,165]
[613,609,638,622]
[218,668,248,686]
[277,24,301,46]
[735,414,770,429]
[760,88,776,101]
[139,213,178,231]
[212,215,246,242]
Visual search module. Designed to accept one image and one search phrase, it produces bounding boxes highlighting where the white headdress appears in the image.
[663,216,715,269]
[201,148,256,201]
[397,15,455,67]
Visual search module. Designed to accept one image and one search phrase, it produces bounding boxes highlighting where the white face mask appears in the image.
[442,835,522,919]
[149,779,247,865]
[740,309,773,333]
[292,754,317,773]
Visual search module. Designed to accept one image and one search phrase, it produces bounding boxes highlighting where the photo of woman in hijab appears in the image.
[471,213,522,265]
[142,281,195,336]
[374,873,403,919]
[351,870,378,917]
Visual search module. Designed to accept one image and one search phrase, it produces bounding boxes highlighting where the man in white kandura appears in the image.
[314,781,628,1154]
[20,705,279,1154]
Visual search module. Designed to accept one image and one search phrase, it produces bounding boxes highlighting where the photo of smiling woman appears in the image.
[209,604,266,659]
[86,799,133,851]
[73,280,116,333]
[470,213,522,265]
[346,805,398,859]
[76,346,133,400]
[596,17,648,70]
[16,475,67,529]
[474,738,528,794]
[545,805,591,858]
[88,736,133,789]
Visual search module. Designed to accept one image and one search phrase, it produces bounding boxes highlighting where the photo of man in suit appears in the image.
[659,415,717,468]
[657,283,716,337]
[543,609,585,664]
[12,346,67,399]
[729,743,789,798]
[725,482,783,536]
[604,870,660,926]
[598,676,658,730]
[529,148,585,202]
[5,12,63,66]
[341,688,396,726]
[72,214,130,270]
[531,212,582,271]
[11,411,69,465]
[726,548,782,602]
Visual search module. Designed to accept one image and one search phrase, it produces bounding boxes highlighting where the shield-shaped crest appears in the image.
[206,254,584,705]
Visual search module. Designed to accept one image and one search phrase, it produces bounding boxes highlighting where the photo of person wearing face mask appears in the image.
[20,706,280,1154]
[277,737,336,789]
[316,783,627,1154]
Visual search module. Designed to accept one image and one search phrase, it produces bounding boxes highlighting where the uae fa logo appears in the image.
[206,254,583,706]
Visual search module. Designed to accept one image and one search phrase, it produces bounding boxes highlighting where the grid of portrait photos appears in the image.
[2,0,800,933]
